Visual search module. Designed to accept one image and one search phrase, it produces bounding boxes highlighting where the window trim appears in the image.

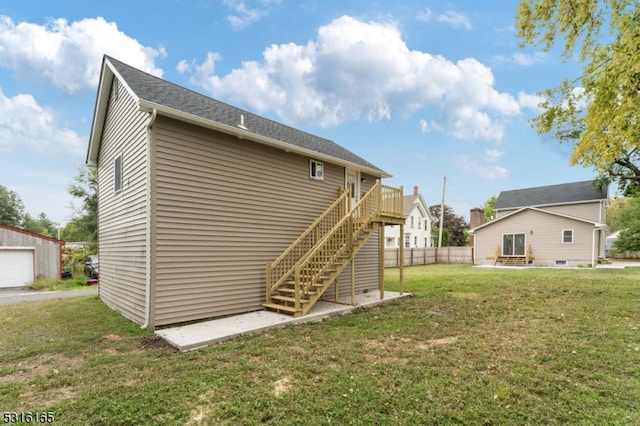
[114,154,123,193]
[562,229,574,244]
[309,160,324,180]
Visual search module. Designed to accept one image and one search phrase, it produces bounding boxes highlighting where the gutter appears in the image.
[141,108,157,329]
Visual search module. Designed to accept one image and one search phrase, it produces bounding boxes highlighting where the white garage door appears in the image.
[0,249,34,288]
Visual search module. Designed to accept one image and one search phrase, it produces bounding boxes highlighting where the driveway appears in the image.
[0,287,99,305]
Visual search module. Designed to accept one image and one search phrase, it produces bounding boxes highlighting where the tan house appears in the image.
[470,181,608,267]
[86,56,403,328]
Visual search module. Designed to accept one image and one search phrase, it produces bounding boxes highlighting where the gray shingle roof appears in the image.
[106,56,385,174]
[495,180,608,210]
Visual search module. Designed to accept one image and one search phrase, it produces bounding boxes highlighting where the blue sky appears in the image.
[0,0,599,226]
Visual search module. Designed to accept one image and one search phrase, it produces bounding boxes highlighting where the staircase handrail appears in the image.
[294,181,382,296]
[267,188,349,294]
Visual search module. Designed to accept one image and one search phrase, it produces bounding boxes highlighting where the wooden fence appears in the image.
[384,247,472,267]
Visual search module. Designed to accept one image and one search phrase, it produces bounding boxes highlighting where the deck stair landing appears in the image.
[264,180,403,317]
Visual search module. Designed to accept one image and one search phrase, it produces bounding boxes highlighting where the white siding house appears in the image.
[385,186,435,249]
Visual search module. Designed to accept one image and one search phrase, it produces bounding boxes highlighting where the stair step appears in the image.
[278,287,317,295]
[263,303,301,314]
[271,295,311,304]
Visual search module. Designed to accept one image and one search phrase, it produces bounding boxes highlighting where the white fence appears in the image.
[384,247,472,268]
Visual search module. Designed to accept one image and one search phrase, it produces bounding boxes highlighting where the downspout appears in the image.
[592,227,598,268]
[141,108,157,329]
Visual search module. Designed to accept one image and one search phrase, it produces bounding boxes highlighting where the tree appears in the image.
[606,197,630,231]
[612,196,640,252]
[0,185,25,228]
[429,204,469,246]
[482,195,498,222]
[22,213,48,236]
[516,0,640,195]
[67,166,98,243]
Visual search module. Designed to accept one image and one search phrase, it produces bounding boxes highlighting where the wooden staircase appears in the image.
[264,180,403,316]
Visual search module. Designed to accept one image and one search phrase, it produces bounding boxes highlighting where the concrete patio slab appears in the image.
[155,291,411,351]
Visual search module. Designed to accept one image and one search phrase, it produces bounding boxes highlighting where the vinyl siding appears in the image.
[474,209,598,267]
[97,78,149,324]
[152,117,355,325]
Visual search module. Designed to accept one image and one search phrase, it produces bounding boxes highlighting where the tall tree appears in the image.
[68,166,98,242]
[429,204,469,246]
[0,185,25,228]
[481,195,498,222]
[612,196,640,252]
[516,0,640,195]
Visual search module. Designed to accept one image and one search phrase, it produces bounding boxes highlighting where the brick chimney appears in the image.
[414,185,419,195]
[469,207,484,246]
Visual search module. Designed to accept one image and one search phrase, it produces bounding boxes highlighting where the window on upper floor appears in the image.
[114,154,123,193]
[309,160,324,180]
[410,216,414,229]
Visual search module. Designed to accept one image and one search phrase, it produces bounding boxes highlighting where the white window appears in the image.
[410,216,414,229]
[310,160,324,180]
[418,218,421,229]
[414,236,417,247]
[562,229,574,243]
[114,155,123,193]
[503,233,525,256]
[404,234,410,248]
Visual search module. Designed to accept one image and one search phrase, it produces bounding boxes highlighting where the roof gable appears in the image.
[495,180,608,210]
[402,194,435,221]
[470,206,605,233]
[87,56,388,177]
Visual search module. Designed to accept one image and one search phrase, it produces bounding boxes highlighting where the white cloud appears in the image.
[223,0,282,29]
[0,87,84,155]
[417,8,471,30]
[493,51,546,66]
[437,11,472,30]
[484,148,503,162]
[0,15,165,93]
[420,119,430,133]
[518,91,544,112]
[457,155,509,179]
[185,15,519,141]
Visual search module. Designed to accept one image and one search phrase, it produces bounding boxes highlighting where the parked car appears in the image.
[84,255,99,278]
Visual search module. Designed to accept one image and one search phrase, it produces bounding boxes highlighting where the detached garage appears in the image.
[0,224,64,288]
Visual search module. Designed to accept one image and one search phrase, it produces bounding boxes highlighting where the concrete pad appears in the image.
[155,291,411,351]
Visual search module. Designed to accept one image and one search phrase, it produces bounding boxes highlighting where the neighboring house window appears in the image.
[309,160,324,180]
[425,220,428,229]
[414,236,417,247]
[418,218,421,229]
[114,155,123,193]
[410,216,414,229]
[404,234,410,248]
[424,237,428,247]
[503,233,525,256]
[562,229,574,243]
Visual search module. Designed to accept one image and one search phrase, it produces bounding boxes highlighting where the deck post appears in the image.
[399,222,404,295]
[379,223,385,299]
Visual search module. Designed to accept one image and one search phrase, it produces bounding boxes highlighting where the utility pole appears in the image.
[438,176,446,248]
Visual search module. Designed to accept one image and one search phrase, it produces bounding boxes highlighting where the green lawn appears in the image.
[1,265,639,425]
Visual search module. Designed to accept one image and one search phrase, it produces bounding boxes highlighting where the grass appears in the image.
[1,265,639,425]
[29,276,90,291]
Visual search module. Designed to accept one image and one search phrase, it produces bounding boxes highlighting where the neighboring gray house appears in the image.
[384,186,435,248]
[470,181,608,267]
[0,224,64,287]
[87,56,403,328]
